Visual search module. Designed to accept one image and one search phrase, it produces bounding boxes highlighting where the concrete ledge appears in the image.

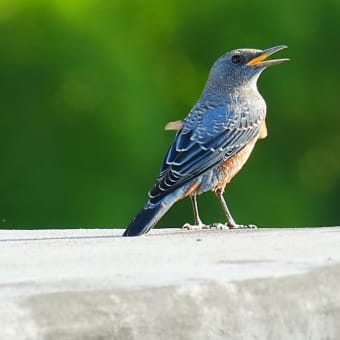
[1,227,340,339]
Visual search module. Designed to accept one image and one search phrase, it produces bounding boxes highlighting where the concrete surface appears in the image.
[0,227,340,339]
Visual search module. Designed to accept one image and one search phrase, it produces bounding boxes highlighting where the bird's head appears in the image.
[206,45,289,92]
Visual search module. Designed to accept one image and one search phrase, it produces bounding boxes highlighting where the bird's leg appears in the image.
[191,194,203,225]
[182,195,207,230]
[213,189,257,229]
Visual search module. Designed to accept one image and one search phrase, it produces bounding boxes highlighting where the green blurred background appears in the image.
[1,0,339,229]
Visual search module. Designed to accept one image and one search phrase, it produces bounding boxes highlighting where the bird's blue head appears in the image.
[206,45,289,92]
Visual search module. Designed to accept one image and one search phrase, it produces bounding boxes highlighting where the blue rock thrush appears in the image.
[123,45,289,237]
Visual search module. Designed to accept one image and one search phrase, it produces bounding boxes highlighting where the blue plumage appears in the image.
[123,46,288,236]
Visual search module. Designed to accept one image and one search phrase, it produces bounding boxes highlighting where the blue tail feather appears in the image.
[123,200,171,237]
[123,185,189,237]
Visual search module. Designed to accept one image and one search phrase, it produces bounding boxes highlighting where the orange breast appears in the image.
[216,138,257,190]
[216,119,267,191]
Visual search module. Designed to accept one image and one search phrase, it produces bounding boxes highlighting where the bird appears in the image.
[123,45,289,237]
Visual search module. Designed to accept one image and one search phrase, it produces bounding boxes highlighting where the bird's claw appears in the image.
[182,222,209,230]
[209,223,257,229]
[183,222,257,230]
[209,223,230,230]
[228,223,257,229]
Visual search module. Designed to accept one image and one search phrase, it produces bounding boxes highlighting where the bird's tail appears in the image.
[123,194,179,237]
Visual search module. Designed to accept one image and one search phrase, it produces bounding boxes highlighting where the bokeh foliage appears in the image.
[1,0,339,228]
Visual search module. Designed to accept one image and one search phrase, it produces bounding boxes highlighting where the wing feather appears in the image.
[149,102,265,202]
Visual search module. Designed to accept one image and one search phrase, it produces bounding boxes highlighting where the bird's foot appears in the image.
[183,222,257,230]
[209,223,230,230]
[182,222,209,230]
[228,223,257,229]
[208,223,257,230]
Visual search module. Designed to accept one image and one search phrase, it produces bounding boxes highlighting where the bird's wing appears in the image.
[149,102,265,202]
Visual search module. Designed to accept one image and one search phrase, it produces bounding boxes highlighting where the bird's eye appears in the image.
[231,54,242,64]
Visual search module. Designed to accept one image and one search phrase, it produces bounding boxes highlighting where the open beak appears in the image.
[247,45,289,67]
